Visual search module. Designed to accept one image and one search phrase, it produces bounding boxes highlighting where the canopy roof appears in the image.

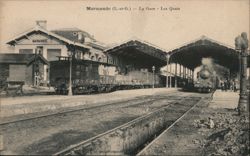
[105,39,167,68]
[168,36,243,71]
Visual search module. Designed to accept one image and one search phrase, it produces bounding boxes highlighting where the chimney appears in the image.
[78,32,85,43]
[36,20,47,29]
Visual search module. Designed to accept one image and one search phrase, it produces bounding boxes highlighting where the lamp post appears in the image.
[67,51,73,96]
[235,32,249,115]
[152,66,155,89]
[166,54,170,88]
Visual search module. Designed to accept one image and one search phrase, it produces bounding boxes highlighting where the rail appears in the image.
[0,91,179,126]
[136,97,212,155]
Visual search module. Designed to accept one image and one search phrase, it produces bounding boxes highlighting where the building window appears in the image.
[76,51,82,59]
[36,46,43,55]
[47,49,61,61]
[19,49,33,54]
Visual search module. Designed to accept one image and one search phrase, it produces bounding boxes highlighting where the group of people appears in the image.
[220,79,238,92]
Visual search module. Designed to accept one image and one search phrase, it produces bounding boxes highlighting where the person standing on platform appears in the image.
[224,80,228,92]
[233,79,237,92]
[227,79,231,91]
[221,81,225,91]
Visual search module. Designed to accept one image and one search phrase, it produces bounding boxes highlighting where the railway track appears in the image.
[0,91,212,155]
[136,91,215,155]
[136,97,212,155]
[0,91,180,126]
[54,93,213,156]
[0,91,188,154]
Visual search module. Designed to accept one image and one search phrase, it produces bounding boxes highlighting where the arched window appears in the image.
[91,55,95,61]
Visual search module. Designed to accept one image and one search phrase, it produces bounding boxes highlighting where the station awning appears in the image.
[105,39,167,68]
[168,36,242,71]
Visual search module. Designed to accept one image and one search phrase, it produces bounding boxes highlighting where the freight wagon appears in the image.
[50,57,163,94]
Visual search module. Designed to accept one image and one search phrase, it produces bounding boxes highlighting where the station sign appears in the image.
[17,33,61,45]
[32,39,48,43]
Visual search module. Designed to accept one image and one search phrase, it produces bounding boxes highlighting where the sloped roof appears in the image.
[85,41,107,51]
[52,28,95,42]
[106,37,168,53]
[52,27,84,31]
[105,38,168,68]
[168,35,242,71]
[52,28,107,50]
[0,53,49,65]
[168,35,235,53]
[6,26,91,49]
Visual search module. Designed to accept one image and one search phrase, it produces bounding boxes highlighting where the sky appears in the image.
[0,0,249,53]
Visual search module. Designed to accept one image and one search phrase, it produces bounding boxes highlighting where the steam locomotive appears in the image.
[49,57,163,95]
[193,65,218,93]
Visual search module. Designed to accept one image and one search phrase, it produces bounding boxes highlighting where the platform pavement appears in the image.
[208,90,240,109]
[0,88,178,119]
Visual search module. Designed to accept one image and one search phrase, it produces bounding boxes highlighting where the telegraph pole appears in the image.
[68,55,73,96]
[67,44,74,96]
[235,32,249,115]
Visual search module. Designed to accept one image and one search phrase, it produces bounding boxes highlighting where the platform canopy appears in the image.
[168,36,243,71]
[105,39,168,68]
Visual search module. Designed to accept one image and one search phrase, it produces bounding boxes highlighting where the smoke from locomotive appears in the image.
[193,58,218,93]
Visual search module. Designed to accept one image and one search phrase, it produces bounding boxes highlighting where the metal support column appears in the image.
[152,66,155,89]
[188,69,190,79]
[169,63,172,88]
[191,70,194,81]
[166,65,168,88]
[175,63,177,88]
[183,67,186,79]
[179,64,182,77]
[166,54,170,88]
[189,69,192,79]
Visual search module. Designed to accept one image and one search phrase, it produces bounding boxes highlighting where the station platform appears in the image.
[0,88,178,120]
[208,90,239,109]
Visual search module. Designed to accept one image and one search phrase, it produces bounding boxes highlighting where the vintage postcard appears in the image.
[0,0,249,155]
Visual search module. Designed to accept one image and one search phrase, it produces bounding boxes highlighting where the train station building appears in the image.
[5,20,108,85]
[2,20,249,89]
